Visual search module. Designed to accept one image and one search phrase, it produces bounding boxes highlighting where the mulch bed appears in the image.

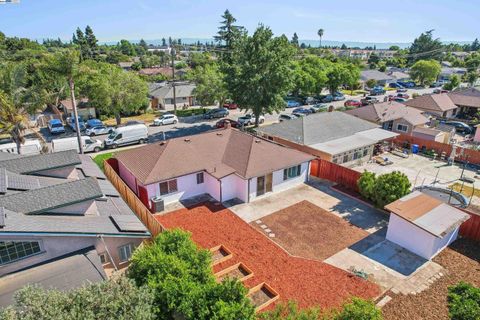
[251,200,369,261]
[156,202,380,311]
[382,238,480,320]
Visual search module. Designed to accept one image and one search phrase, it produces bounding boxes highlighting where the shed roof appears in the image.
[360,70,395,81]
[385,191,470,238]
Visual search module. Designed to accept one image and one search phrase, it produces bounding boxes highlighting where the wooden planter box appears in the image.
[210,245,233,266]
[214,262,253,283]
[247,282,280,312]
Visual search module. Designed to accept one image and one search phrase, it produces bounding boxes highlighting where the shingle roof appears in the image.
[115,128,315,185]
[360,70,395,81]
[0,177,102,214]
[346,101,428,126]
[448,87,480,108]
[149,83,196,99]
[385,191,470,238]
[257,112,379,145]
[0,150,80,174]
[404,93,457,113]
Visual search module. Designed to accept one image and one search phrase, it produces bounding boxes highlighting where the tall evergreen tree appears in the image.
[291,32,299,47]
[471,38,480,52]
[84,25,98,59]
[161,38,167,47]
[408,30,443,63]
[214,9,244,49]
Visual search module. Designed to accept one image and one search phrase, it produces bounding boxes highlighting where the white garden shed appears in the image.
[385,191,470,260]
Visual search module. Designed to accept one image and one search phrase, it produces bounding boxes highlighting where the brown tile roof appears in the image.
[448,87,480,108]
[115,128,315,185]
[404,93,457,113]
[385,192,443,221]
[346,101,428,126]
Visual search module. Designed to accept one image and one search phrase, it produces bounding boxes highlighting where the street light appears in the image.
[171,47,177,115]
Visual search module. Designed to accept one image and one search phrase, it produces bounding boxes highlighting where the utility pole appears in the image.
[171,47,177,115]
[69,78,83,154]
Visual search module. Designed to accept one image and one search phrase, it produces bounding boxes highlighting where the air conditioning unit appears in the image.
[151,196,164,213]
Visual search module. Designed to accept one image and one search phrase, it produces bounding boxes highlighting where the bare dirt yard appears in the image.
[251,200,369,261]
[382,238,480,320]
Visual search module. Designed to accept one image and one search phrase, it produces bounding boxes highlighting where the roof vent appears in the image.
[216,132,223,136]
[159,141,166,145]
[184,138,191,142]
[255,139,261,143]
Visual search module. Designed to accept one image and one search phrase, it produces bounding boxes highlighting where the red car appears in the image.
[396,93,410,99]
[223,101,238,109]
[344,99,361,107]
[215,119,239,128]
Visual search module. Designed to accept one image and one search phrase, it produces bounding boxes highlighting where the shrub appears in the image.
[448,282,480,320]
[334,298,383,320]
[258,301,320,320]
[366,79,377,88]
[358,171,376,201]
[372,171,411,208]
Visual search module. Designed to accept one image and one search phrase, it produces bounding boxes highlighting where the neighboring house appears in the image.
[0,151,150,305]
[59,98,95,119]
[404,93,459,118]
[385,191,470,260]
[118,61,134,70]
[346,101,429,135]
[148,82,196,110]
[388,70,410,82]
[360,70,396,86]
[412,125,455,144]
[256,111,398,166]
[448,87,480,115]
[115,128,314,208]
[439,67,467,81]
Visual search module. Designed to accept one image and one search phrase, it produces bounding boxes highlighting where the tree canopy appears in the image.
[410,59,441,86]
[408,30,443,63]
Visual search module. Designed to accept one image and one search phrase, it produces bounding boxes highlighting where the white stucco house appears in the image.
[115,128,315,210]
[384,191,470,260]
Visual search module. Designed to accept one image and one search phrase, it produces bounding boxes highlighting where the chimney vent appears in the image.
[184,138,191,142]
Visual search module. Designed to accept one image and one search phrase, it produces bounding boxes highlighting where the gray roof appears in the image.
[360,70,395,82]
[149,83,196,99]
[0,247,106,307]
[0,150,80,174]
[0,152,21,161]
[77,155,106,179]
[0,178,102,215]
[257,112,379,145]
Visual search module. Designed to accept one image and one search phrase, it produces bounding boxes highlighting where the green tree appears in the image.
[325,62,359,94]
[128,229,255,320]
[444,74,460,91]
[0,91,28,154]
[466,71,479,87]
[317,29,324,47]
[373,171,411,208]
[84,25,98,59]
[366,79,377,89]
[358,171,376,202]
[408,30,443,63]
[258,301,320,320]
[292,55,330,96]
[214,9,244,49]
[448,282,480,320]
[188,63,227,106]
[0,277,155,320]
[117,39,136,56]
[410,59,441,86]
[334,298,383,320]
[389,45,400,51]
[291,32,299,47]
[229,25,295,127]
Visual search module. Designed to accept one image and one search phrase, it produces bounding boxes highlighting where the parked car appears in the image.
[222,100,238,109]
[389,82,405,89]
[104,124,148,148]
[396,88,408,93]
[369,87,386,96]
[215,119,239,128]
[86,118,103,128]
[393,97,408,103]
[433,88,449,94]
[153,114,178,125]
[292,107,313,115]
[279,114,298,122]
[48,119,66,134]
[286,100,301,108]
[396,93,410,99]
[320,95,334,103]
[310,103,328,112]
[304,96,320,105]
[430,80,448,88]
[361,96,379,106]
[52,136,103,153]
[397,81,416,88]
[0,139,42,155]
[442,121,473,134]
[344,99,361,107]
[237,114,265,126]
[332,92,345,101]
[203,108,229,119]
[68,116,86,132]
[85,125,113,136]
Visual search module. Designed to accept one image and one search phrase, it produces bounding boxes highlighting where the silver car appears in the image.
[85,125,113,136]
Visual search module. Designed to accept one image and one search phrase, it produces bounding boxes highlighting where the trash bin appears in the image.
[411,144,419,154]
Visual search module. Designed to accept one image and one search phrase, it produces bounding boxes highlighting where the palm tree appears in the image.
[0,91,28,154]
[318,29,324,48]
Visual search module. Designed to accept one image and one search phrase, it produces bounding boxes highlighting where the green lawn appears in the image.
[93,152,117,171]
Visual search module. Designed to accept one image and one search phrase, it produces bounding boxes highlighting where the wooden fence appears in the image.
[310,159,361,192]
[459,210,480,242]
[104,159,165,237]
[392,134,480,165]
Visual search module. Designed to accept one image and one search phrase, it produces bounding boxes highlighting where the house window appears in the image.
[118,243,134,263]
[343,154,349,163]
[353,151,362,160]
[0,241,42,265]
[363,148,369,157]
[159,179,178,195]
[196,172,204,184]
[99,252,109,264]
[452,108,457,116]
[283,165,301,180]
[396,124,409,132]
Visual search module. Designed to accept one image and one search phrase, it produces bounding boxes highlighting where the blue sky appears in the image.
[0,0,478,43]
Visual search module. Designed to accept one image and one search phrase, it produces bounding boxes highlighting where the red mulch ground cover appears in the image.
[156,201,380,311]
[251,200,369,261]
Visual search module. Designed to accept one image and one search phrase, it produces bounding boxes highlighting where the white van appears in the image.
[0,140,42,155]
[52,136,103,153]
[104,124,148,149]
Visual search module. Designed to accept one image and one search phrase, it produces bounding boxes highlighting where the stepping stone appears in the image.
[376,295,392,307]
[391,288,399,295]
[269,233,275,238]
[260,224,268,229]
[255,220,262,224]
[265,228,272,233]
